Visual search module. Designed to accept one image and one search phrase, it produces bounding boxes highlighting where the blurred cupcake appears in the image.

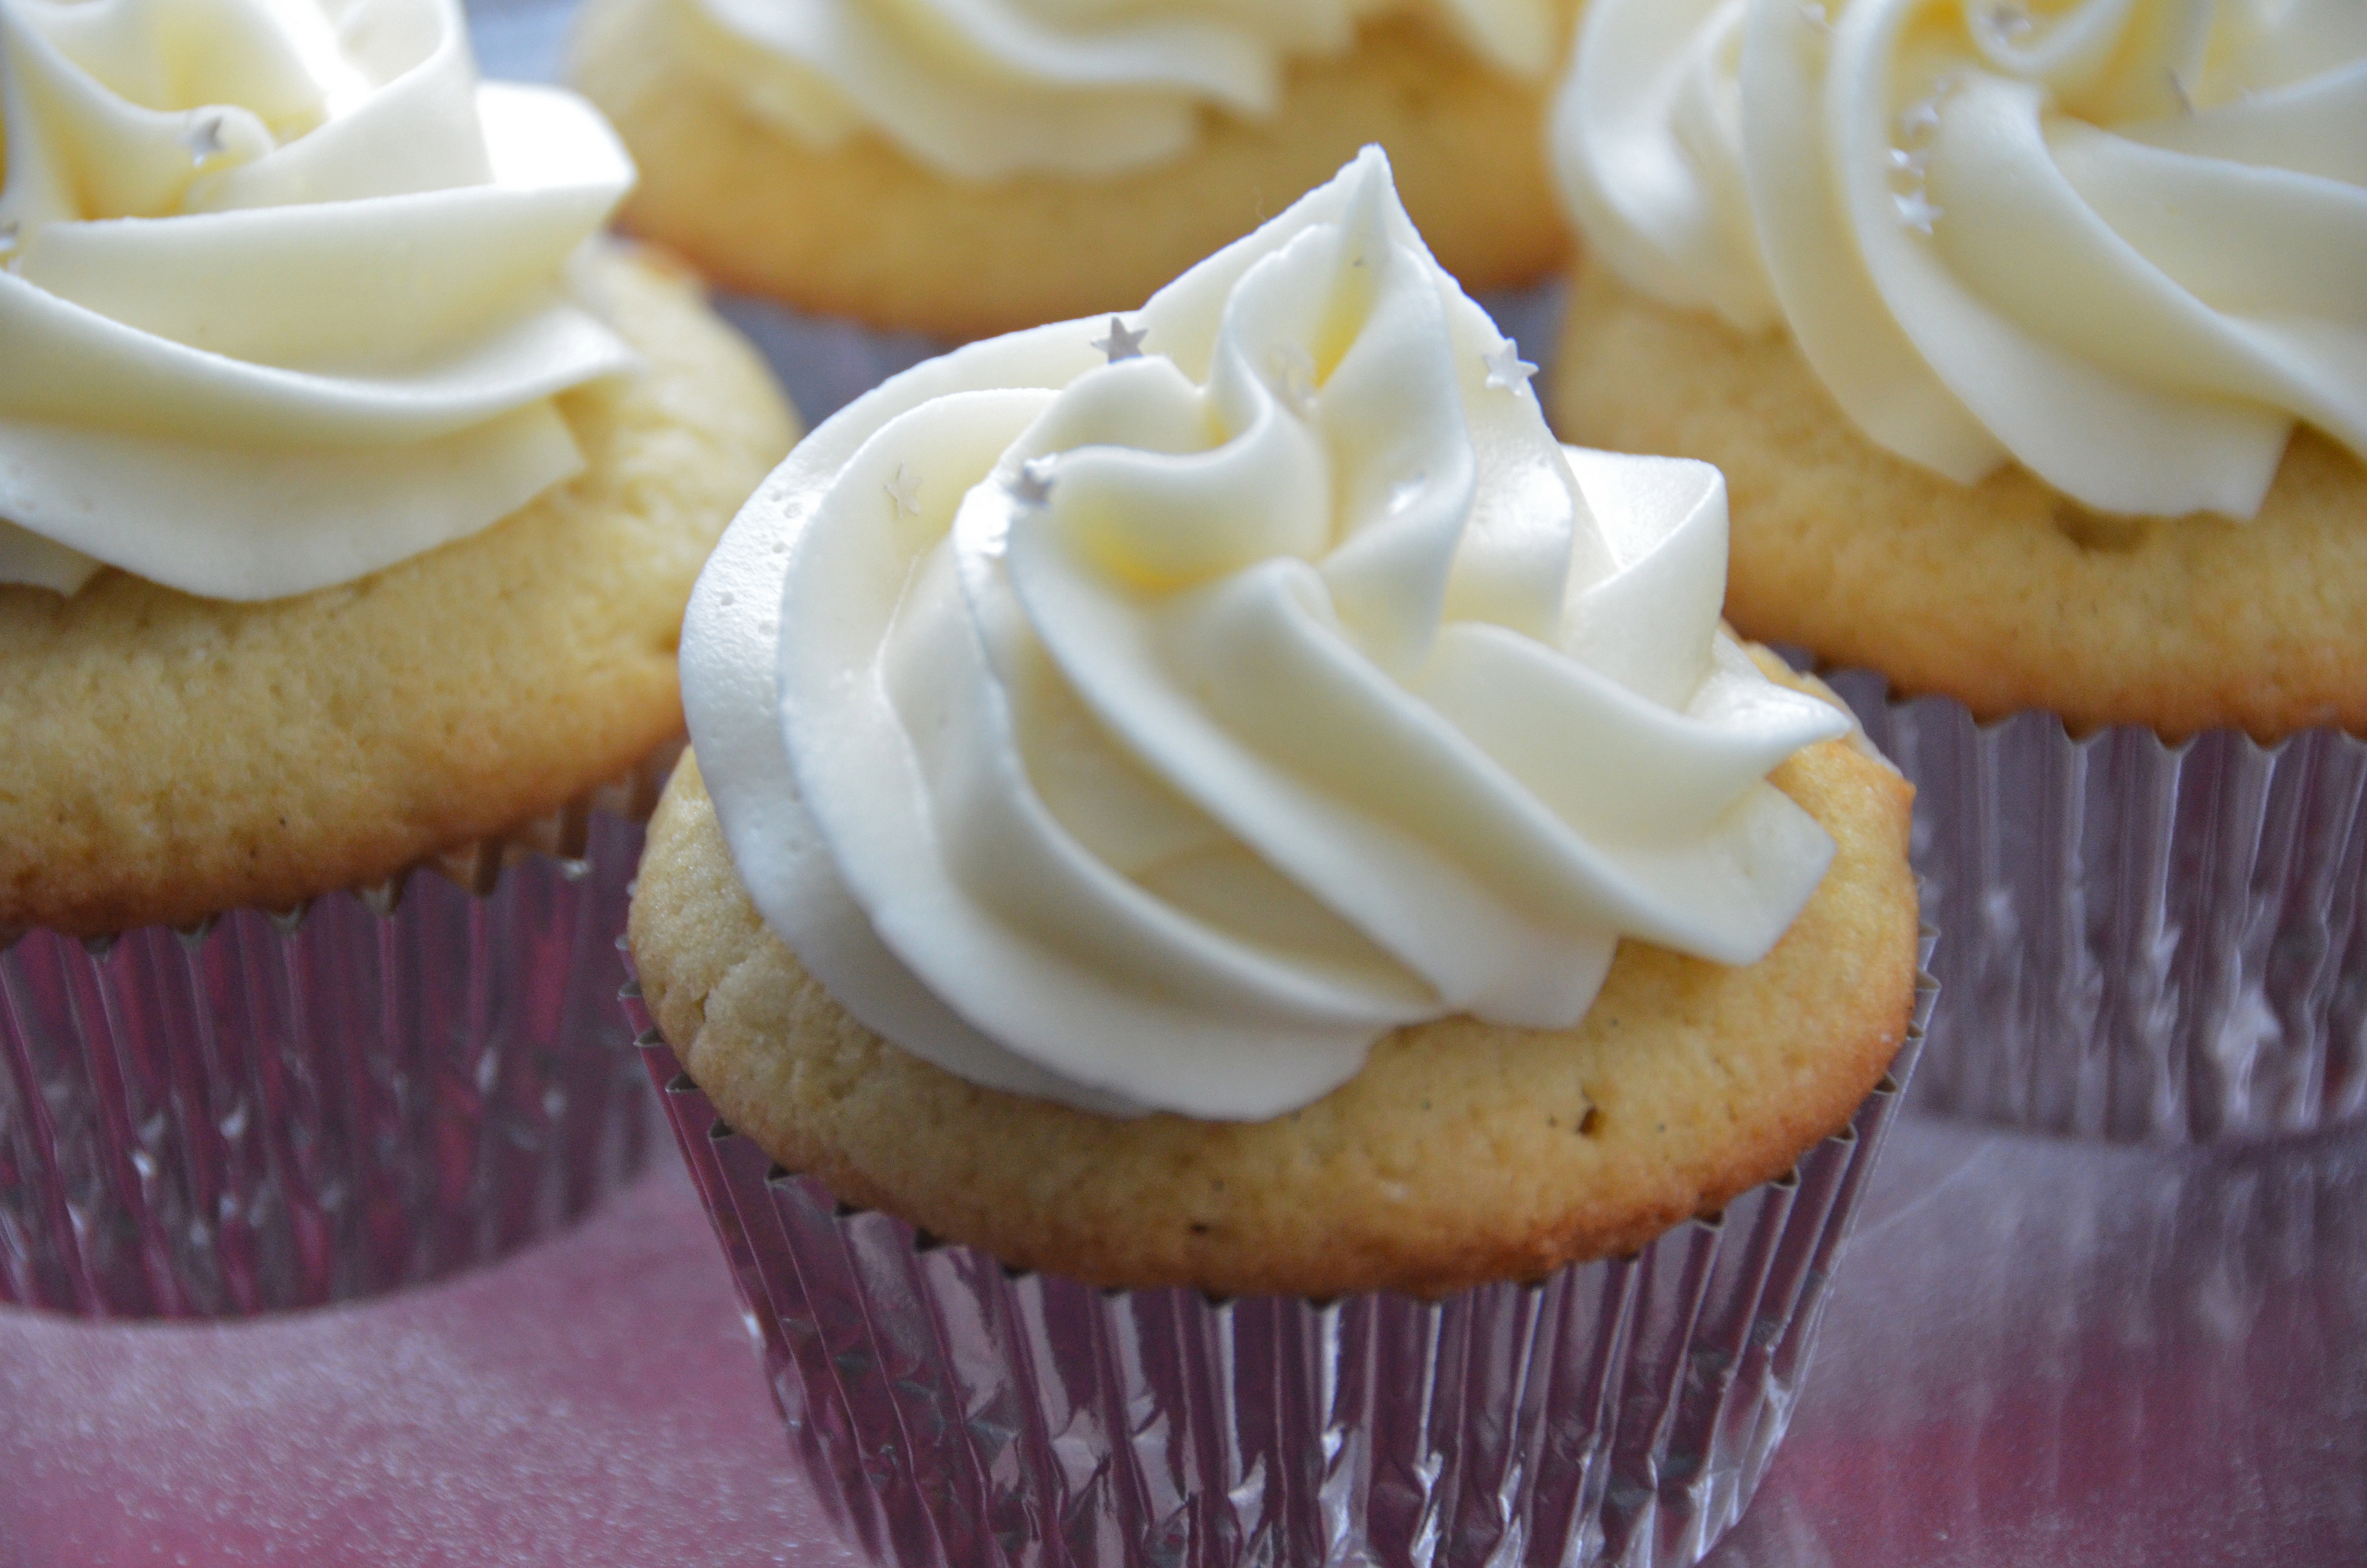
[0,0,797,1316]
[630,150,1928,1566]
[566,0,1580,337]
[1548,0,2367,1140]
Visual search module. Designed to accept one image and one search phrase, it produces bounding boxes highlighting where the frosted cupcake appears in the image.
[567,0,1581,337]
[629,151,1928,1566]
[0,0,796,1316]
[1549,0,2367,1139]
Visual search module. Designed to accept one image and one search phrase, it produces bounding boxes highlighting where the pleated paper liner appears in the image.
[631,939,1934,1568]
[0,743,680,1319]
[1821,668,2367,1141]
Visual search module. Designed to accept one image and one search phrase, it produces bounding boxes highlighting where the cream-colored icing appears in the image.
[681,151,1850,1119]
[675,0,1560,180]
[1553,0,2367,518]
[0,0,636,598]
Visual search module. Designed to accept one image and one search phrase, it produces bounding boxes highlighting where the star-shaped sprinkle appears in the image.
[1009,458,1056,508]
[179,112,228,163]
[1272,344,1319,412]
[1482,341,1538,393]
[2166,68,2195,115]
[1984,3,2034,40]
[1091,316,1148,362]
[1895,188,1943,235]
[885,462,921,516]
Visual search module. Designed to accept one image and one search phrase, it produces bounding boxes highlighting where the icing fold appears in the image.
[0,0,636,598]
[682,151,1850,1120]
[1553,0,2367,518]
[680,0,1560,179]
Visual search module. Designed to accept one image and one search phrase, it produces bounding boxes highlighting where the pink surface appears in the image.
[5,1112,2362,1567]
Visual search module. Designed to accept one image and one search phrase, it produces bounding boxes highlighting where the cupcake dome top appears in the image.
[679,0,1564,178]
[682,150,1852,1119]
[0,0,635,598]
[1553,0,2367,519]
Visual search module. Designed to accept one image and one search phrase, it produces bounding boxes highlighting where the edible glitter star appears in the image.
[1091,316,1148,362]
[1985,3,2034,39]
[1273,344,1319,411]
[1009,458,1056,508]
[178,112,228,162]
[885,462,921,516]
[1482,341,1538,393]
[1895,189,1944,235]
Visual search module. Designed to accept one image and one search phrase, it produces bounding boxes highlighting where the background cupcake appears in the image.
[566,0,1581,337]
[0,0,796,1315]
[630,151,1929,1566]
[1548,0,2367,1140]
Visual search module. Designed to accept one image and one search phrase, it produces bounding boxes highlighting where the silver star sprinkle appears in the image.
[1482,341,1538,393]
[1009,458,1056,508]
[1895,188,1944,235]
[1984,3,2034,40]
[1091,316,1148,362]
[178,111,228,163]
[1272,344,1319,411]
[2166,67,2195,115]
[885,462,921,516]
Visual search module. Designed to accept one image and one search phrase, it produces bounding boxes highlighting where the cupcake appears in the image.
[0,0,797,1316]
[566,0,1581,338]
[629,150,1928,1566]
[1548,0,2367,1140]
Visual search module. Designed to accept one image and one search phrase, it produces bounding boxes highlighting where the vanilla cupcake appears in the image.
[566,0,1581,337]
[629,151,1927,1566]
[0,0,796,1316]
[1549,0,2367,1140]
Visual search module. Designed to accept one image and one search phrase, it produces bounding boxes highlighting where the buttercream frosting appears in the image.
[0,0,636,598]
[679,0,1561,180]
[682,150,1850,1120]
[1553,0,2367,518]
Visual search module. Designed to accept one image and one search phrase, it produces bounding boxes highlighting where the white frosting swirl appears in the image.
[0,0,637,598]
[683,150,1850,1120]
[1553,0,2367,518]
[680,0,1560,179]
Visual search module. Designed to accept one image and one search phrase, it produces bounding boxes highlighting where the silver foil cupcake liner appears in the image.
[631,943,1932,1568]
[1824,668,2367,1142]
[0,750,677,1318]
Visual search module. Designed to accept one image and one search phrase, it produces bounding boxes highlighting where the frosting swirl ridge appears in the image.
[680,0,1559,179]
[1553,0,2367,518]
[683,150,1850,1119]
[0,0,636,598]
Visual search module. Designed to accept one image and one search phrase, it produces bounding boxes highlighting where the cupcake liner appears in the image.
[630,940,1933,1568]
[0,749,676,1319]
[1824,668,2367,1142]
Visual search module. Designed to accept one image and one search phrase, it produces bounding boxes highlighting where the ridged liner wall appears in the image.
[1828,670,2367,1141]
[0,758,671,1318]
[634,949,1932,1568]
